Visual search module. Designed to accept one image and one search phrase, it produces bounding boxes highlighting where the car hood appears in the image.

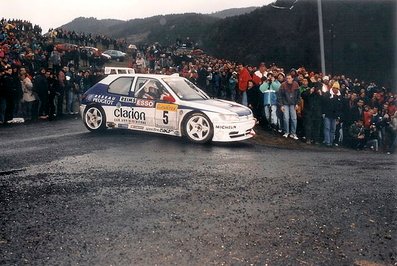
[181,99,252,116]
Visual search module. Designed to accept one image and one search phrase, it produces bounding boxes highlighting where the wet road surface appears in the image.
[0,117,396,265]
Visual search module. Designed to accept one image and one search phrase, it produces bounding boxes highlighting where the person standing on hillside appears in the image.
[57,68,66,117]
[301,82,323,144]
[322,81,343,147]
[246,79,262,121]
[49,48,62,75]
[33,67,50,119]
[259,72,279,130]
[20,72,36,121]
[237,63,251,106]
[65,65,78,114]
[278,74,301,139]
[1,66,15,123]
[135,54,146,73]
[11,65,23,118]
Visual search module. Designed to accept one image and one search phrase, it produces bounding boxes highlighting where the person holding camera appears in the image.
[259,72,280,130]
[349,119,366,150]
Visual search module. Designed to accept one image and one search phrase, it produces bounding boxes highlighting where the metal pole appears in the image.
[317,0,326,75]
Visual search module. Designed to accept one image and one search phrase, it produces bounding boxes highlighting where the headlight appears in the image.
[219,113,239,122]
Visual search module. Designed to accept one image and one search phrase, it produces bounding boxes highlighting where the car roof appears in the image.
[106,73,179,79]
[99,73,181,85]
[104,67,135,74]
[99,73,180,84]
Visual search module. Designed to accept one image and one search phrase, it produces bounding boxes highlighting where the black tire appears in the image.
[183,112,213,144]
[83,105,107,132]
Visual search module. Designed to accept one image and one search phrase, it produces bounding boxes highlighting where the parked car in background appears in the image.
[79,46,111,60]
[102,50,127,62]
[55,43,78,52]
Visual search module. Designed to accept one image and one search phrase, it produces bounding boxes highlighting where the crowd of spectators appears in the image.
[48,28,128,52]
[1,18,396,153]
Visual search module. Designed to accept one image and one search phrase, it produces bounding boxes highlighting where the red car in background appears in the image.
[54,43,78,52]
[79,46,111,60]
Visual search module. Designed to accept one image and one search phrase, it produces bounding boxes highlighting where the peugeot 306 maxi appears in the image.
[80,74,256,143]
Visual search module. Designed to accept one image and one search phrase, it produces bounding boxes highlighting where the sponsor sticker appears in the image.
[156,103,178,112]
[114,107,147,125]
[114,107,146,121]
[136,99,155,107]
[130,125,145,130]
[119,96,136,104]
[215,125,237,130]
[145,127,174,134]
[92,94,116,105]
[118,97,154,107]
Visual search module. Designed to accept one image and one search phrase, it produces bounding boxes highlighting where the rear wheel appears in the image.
[83,106,107,132]
[184,113,213,144]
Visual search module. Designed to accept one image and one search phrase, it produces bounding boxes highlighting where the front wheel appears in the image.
[184,113,213,144]
[83,106,107,132]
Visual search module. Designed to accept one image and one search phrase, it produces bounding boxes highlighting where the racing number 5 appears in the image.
[163,111,169,124]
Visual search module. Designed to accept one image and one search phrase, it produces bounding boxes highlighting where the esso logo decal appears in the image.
[136,99,155,107]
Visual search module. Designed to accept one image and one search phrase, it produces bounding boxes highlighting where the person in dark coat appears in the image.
[33,67,50,119]
[0,68,6,123]
[47,70,58,120]
[301,82,323,144]
[11,65,23,117]
[350,98,365,123]
[322,82,343,147]
[246,80,262,122]
[2,66,19,122]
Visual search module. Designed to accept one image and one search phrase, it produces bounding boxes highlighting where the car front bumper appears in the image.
[212,118,256,142]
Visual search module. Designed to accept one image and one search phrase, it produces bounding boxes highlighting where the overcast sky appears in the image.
[7,0,274,33]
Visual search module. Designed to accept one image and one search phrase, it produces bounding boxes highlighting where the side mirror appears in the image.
[162,94,176,103]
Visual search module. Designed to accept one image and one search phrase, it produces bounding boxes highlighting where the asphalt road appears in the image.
[0,117,396,265]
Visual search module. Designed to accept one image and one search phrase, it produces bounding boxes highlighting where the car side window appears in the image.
[134,78,168,100]
[108,77,134,96]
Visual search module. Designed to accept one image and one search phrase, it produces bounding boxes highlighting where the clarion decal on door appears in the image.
[114,108,146,121]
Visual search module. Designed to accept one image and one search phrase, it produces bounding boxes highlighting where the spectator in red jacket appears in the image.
[237,63,251,106]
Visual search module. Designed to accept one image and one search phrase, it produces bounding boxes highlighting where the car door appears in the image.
[107,77,135,126]
[154,101,178,131]
[132,77,158,128]
[133,77,178,131]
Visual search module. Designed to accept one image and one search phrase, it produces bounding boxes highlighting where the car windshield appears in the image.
[162,77,209,100]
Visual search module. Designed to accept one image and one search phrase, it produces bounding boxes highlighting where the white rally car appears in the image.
[80,74,256,143]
